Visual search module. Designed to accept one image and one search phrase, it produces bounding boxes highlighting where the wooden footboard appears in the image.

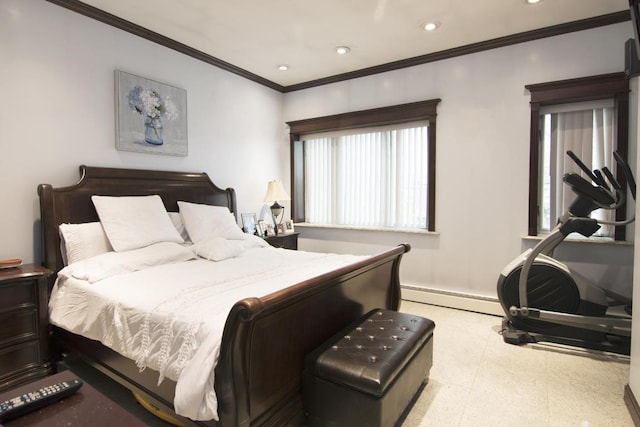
[216,243,409,427]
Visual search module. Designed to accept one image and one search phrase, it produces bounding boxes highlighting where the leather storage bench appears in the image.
[302,309,435,427]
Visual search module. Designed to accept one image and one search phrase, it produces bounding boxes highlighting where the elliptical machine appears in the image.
[497,150,636,355]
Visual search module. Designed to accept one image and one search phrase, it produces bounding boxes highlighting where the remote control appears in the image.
[0,378,83,422]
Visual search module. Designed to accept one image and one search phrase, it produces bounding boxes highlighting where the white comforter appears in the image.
[48,240,365,421]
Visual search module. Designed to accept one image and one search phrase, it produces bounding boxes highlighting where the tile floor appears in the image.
[399,300,633,427]
[61,301,634,426]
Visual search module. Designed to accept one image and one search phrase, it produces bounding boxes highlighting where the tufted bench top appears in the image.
[304,309,435,397]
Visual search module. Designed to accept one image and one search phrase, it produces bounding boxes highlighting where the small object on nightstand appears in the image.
[263,180,291,234]
[0,259,22,269]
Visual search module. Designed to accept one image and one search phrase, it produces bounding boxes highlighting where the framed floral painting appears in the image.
[115,70,187,156]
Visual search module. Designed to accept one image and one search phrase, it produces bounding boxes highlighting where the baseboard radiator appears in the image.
[401,285,504,317]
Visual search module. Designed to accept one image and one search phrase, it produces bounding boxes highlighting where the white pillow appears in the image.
[168,212,191,243]
[61,241,196,283]
[92,195,184,252]
[177,201,245,243]
[59,222,113,265]
[241,233,271,249]
[194,236,245,261]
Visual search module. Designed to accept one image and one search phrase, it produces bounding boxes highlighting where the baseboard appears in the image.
[401,285,504,317]
[624,384,640,426]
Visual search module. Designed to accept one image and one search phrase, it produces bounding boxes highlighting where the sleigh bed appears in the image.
[38,165,410,427]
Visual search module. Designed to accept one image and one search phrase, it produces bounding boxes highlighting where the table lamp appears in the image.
[263,180,290,234]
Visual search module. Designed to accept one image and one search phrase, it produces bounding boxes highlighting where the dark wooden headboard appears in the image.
[38,165,237,275]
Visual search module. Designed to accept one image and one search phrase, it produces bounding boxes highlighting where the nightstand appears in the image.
[0,264,53,392]
[264,232,299,250]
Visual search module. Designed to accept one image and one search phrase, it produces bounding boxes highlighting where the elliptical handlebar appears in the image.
[563,173,615,213]
[566,150,600,184]
[564,150,635,218]
[592,169,610,191]
[613,151,636,201]
[601,167,621,191]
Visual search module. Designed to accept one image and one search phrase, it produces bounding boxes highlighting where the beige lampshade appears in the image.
[263,180,290,202]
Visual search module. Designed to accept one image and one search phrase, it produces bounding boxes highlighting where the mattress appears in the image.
[48,244,365,421]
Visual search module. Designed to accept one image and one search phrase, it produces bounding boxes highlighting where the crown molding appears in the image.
[46,1,629,94]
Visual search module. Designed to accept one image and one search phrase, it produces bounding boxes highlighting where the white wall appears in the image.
[1,0,286,264]
[284,22,636,302]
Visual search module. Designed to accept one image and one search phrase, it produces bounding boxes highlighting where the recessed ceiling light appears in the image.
[336,46,351,55]
[423,21,440,31]
[277,64,289,71]
[525,0,542,4]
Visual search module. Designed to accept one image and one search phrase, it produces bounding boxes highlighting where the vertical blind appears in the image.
[303,122,429,229]
[540,101,615,236]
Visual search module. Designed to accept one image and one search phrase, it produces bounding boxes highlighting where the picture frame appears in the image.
[277,224,285,235]
[265,224,276,237]
[241,213,258,234]
[256,220,266,237]
[115,70,188,156]
[283,219,295,233]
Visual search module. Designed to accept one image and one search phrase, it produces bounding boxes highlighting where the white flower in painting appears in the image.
[163,96,178,121]
[128,85,178,122]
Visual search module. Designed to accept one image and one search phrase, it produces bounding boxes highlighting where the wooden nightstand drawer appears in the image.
[0,310,38,346]
[0,340,41,378]
[0,282,36,311]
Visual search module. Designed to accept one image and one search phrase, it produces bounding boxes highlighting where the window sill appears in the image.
[295,222,439,236]
[522,235,633,246]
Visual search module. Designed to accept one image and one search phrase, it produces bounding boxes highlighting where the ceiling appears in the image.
[63,0,629,90]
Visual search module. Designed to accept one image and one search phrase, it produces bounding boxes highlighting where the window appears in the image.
[287,100,440,231]
[526,73,629,240]
[539,101,616,237]
[303,123,429,228]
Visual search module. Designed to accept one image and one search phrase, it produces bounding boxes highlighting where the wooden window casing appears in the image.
[287,99,441,231]
[525,73,629,240]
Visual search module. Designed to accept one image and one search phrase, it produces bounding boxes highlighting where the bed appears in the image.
[38,165,410,427]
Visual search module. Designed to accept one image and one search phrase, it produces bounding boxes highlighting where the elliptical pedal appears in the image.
[500,318,539,345]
